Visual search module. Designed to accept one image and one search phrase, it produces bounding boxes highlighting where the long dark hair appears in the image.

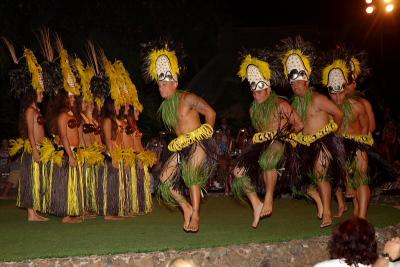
[18,89,38,139]
[100,97,118,141]
[45,90,70,136]
[328,218,378,266]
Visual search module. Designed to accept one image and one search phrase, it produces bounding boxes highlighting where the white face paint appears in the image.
[327,68,346,93]
[156,55,177,81]
[246,64,270,91]
[286,54,309,82]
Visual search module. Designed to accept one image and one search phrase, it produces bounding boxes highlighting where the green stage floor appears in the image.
[0,196,399,262]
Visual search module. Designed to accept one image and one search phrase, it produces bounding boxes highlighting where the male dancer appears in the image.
[322,53,374,219]
[278,36,345,227]
[232,52,302,227]
[144,43,216,232]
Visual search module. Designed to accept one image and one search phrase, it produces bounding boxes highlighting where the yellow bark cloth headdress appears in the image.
[282,49,312,82]
[24,48,44,93]
[60,49,80,96]
[113,60,143,112]
[238,55,271,91]
[168,123,214,152]
[75,58,95,102]
[322,59,350,94]
[145,45,180,82]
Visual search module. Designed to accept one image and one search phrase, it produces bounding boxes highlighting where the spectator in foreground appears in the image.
[314,218,400,267]
[374,237,400,267]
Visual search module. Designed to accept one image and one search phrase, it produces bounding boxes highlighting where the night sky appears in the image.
[0,0,399,139]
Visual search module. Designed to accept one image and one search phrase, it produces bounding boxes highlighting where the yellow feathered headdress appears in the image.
[282,49,312,80]
[238,54,272,91]
[345,48,370,83]
[60,49,80,96]
[322,59,349,93]
[75,58,95,102]
[144,44,180,82]
[24,48,44,93]
[276,36,316,85]
[102,55,125,106]
[113,61,143,112]
[349,57,361,80]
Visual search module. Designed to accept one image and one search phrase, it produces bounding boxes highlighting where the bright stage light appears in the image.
[366,0,373,3]
[366,5,375,13]
[385,3,394,12]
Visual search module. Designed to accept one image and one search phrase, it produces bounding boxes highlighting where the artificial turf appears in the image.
[0,196,399,262]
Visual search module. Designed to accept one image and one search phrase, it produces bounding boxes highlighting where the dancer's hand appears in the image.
[69,155,77,167]
[32,149,41,163]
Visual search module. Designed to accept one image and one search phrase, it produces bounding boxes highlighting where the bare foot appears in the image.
[320,214,332,228]
[28,214,48,222]
[35,211,49,221]
[28,210,48,222]
[261,197,273,218]
[35,212,50,221]
[62,216,82,223]
[316,202,323,220]
[181,203,193,231]
[252,201,263,228]
[187,212,200,233]
[83,211,97,219]
[37,215,49,221]
[333,205,348,218]
[104,215,124,221]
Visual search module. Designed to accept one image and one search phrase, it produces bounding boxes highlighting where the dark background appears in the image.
[0,0,398,140]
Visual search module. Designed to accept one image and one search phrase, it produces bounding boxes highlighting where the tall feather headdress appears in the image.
[141,39,185,83]
[275,36,316,86]
[238,49,276,91]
